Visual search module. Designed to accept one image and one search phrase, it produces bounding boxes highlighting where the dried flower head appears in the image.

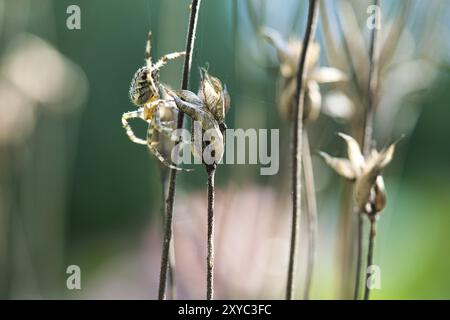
[198,68,230,125]
[320,133,397,214]
[262,27,348,122]
[170,69,230,166]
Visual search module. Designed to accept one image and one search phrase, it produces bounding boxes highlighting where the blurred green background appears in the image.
[0,0,449,299]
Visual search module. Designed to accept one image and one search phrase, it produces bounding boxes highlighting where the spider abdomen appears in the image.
[129,66,160,106]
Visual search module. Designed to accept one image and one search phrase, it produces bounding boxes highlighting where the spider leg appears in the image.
[160,120,175,126]
[148,98,174,110]
[170,93,219,132]
[149,97,191,145]
[146,99,178,138]
[145,31,159,95]
[146,98,177,124]
[122,108,147,145]
[154,51,186,70]
[153,108,174,138]
[153,116,191,146]
[145,31,153,64]
[169,93,203,121]
[169,89,203,106]
[146,124,191,171]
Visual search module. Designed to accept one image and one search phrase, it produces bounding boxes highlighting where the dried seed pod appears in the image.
[168,69,230,167]
[198,68,230,124]
[338,133,365,174]
[262,27,349,123]
[170,91,225,166]
[305,80,322,122]
[320,132,398,214]
[354,142,396,212]
[278,77,296,121]
[319,151,356,181]
[372,175,387,213]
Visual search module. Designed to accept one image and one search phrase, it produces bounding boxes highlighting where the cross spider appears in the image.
[122,31,189,171]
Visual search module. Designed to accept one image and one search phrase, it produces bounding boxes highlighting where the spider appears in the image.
[122,31,189,171]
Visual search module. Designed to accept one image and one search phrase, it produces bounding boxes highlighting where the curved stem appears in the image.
[336,182,354,299]
[364,216,377,300]
[354,0,381,300]
[158,168,175,299]
[353,213,363,300]
[286,0,319,300]
[158,0,202,300]
[206,166,216,300]
[302,131,318,300]
[361,0,381,156]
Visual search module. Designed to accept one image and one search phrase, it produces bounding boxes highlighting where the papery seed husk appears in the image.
[373,175,387,213]
[319,151,356,181]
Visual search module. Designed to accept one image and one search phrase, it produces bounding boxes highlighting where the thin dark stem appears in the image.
[158,0,202,300]
[286,0,319,300]
[364,216,377,300]
[302,131,317,300]
[353,213,363,300]
[206,166,216,300]
[336,183,354,299]
[353,0,381,300]
[159,168,175,299]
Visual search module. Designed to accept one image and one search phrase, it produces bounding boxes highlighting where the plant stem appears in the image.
[206,165,216,300]
[159,168,175,299]
[286,0,319,300]
[335,182,355,299]
[364,216,377,300]
[353,213,363,300]
[361,0,381,156]
[354,0,381,300]
[302,131,318,300]
[158,0,202,300]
